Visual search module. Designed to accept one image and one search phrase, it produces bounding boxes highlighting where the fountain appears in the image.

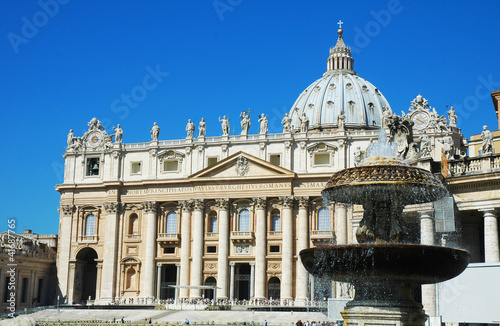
[300,129,470,326]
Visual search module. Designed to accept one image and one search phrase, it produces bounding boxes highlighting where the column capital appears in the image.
[479,208,497,216]
[156,263,163,268]
[193,199,204,211]
[249,261,255,267]
[280,196,294,208]
[103,202,121,214]
[143,201,157,213]
[59,205,75,216]
[180,200,193,212]
[253,197,267,210]
[298,197,309,209]
[419,210,435,219]
[229,262,235,266]
[216,198,230,210]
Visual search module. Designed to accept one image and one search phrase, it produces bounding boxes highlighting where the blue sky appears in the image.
[1,1,499,235]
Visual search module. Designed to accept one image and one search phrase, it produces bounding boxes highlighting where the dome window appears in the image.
[348,101,355,111]
[315,86,321,92]
[375,88,381,95]
[368,102,374,111]
[345,83,353,90]
[329,83,336,90]
[327,101,334,108]
[308,104,314,110]
[362,85,369,92]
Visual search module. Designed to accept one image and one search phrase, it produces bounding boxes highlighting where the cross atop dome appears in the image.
[325,20,355,75]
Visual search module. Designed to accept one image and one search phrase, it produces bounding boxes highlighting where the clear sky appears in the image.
[1,1,499,235]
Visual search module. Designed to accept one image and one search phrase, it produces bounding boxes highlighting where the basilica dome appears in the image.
[288,28,391,131]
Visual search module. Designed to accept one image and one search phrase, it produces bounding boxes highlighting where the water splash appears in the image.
[365,128,398,159]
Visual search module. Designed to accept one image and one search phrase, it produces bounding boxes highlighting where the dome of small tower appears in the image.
[288,27,391,131]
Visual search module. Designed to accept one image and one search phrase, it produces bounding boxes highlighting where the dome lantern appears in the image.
[325,20,355,76]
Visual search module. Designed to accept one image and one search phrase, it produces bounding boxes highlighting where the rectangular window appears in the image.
[314,153,330,165]
[207,157,218,167]
[131,162,142,174]
[163,247,175,254]
[164,160,179,172]
[207,246,217,253]
[37,279,44,304]
[21,278,29,303]
[86,158,100,176]
[270,245,280,253]
[270,154,281,166]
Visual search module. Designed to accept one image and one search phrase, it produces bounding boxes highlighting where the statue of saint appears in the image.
[438,133,454,159]
[481,125,493,154]
[67,129,75,147]
[281,113,292,133]
[113,124,123,143]
[338,111,346,131]
[298,112,309,133]
[420,131,432,157]
[382,106,393,128]
[219,116,230,136]
[240,111,251,135]
[448,106,457,128]
[258,113,268,134]
[150,122,160,141]
[186,119,195,139]
[354,147,362,166]
[198,118,206,137]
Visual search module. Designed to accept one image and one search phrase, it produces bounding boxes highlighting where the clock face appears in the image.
[87,131,101,147]
[412,112,429,130]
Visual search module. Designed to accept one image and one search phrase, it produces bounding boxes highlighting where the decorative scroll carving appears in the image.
[235,244,250,255]
[253,197,267,210]
[103,202,121,214]
[59,205,75,216]
[298,197,309,209]
[281,196,294,208]
[180,200,193,211]
[216,198,229,210]
[143,201,157,214]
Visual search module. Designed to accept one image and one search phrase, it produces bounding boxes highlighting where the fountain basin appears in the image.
[300,244,470,285]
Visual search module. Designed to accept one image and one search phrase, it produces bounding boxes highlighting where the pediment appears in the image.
[190,151,295,180]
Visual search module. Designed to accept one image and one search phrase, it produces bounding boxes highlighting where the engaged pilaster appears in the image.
[281,196,294,301]
[420,209,436,318]
[100,202,121,303]
[190,199,204,298]
[57,205,75,301]
[179,200,193,298]
[216,198,230,299]
[229,262,235,301]
[253,197,267,299]
[296,197,309,303]
[142,201,157,298]
[482,209,500,263]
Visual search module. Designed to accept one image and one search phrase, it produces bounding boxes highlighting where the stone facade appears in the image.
[56,29,499,325]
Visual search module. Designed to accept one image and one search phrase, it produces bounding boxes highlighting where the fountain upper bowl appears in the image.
[300,244,470,285]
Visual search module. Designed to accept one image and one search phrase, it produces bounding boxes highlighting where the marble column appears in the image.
[57,205,74,302]
[100,202,121,303]
[229,262,235,301]
[482,209,500,263]
[190,199,204,298]
[216,199,230,299]
[281,196,294,300]
[253,197,267,299]
[175,263,181,303]
[420,210,436,318]
[179,200,193,298]
[296,197,309,303]
[250,262,255,299]
[156,263,162,300]
[335,203,348,244]
[142,201,157,299]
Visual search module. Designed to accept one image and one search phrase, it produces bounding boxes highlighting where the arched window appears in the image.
[317,207,330,231]
[271,209,281,232]
[209,211,218,233]
[128,213,138,235]
[85,214,96,236]
[238,209,250,232]
[166,212,177,234]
